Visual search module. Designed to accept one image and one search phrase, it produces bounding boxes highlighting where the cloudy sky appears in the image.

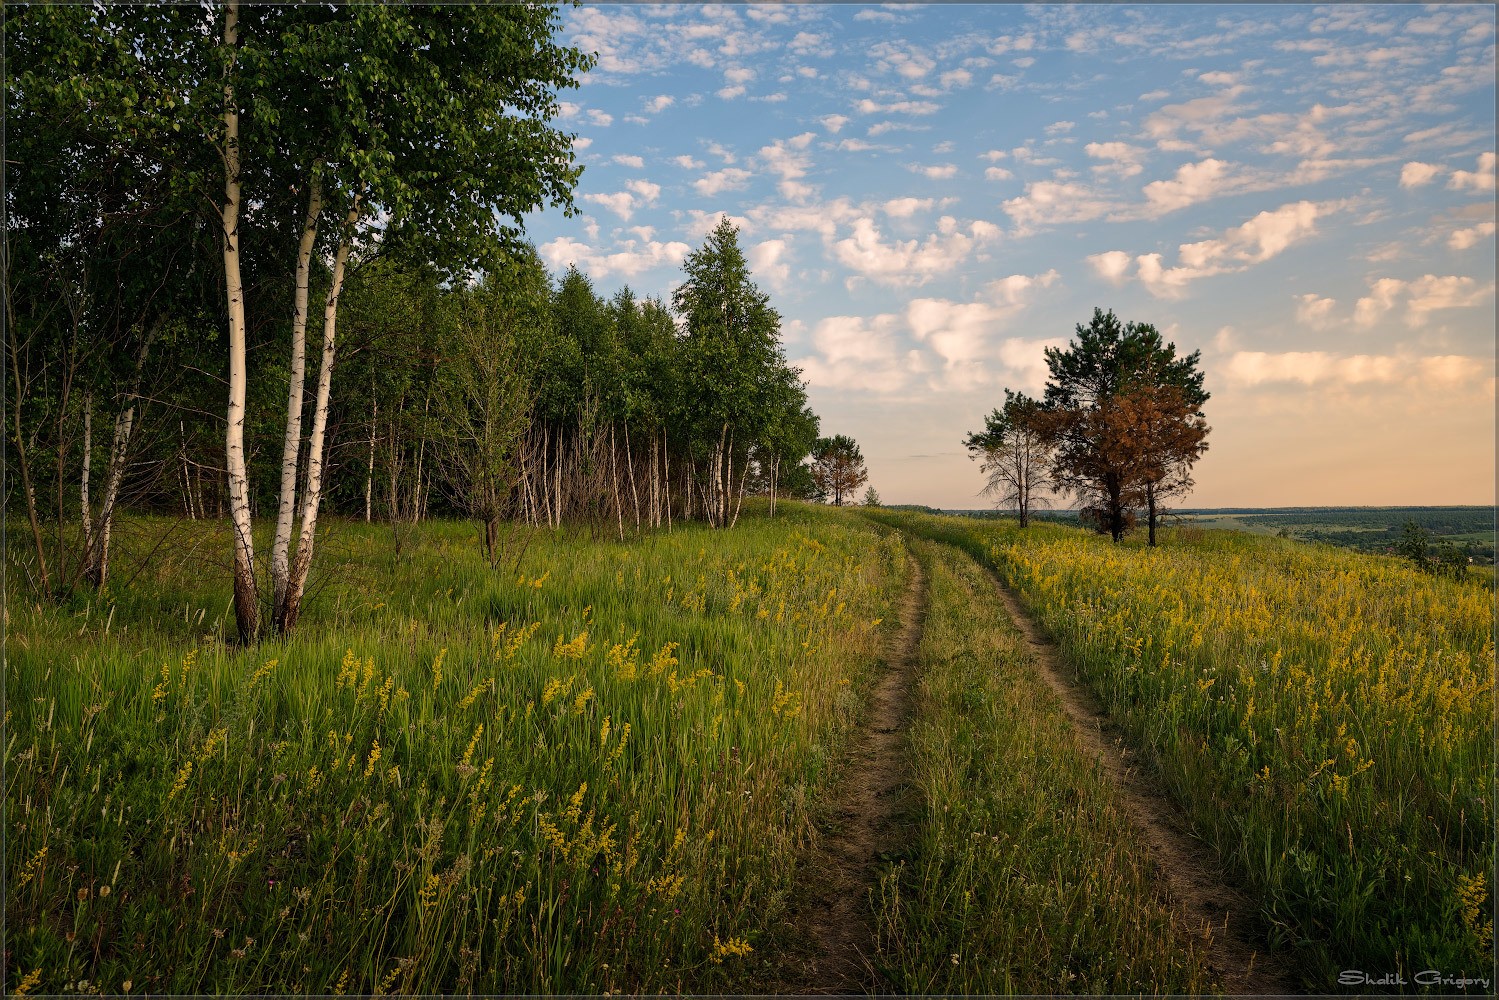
[521,3,1496,509]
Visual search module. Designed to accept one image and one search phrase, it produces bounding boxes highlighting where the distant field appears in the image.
[1176,507,1495,562]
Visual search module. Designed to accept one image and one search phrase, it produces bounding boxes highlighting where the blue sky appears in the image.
[521,3,1496,509]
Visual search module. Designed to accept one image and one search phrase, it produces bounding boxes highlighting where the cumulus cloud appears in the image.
[1399,161,1442,188]
[747,238,792,291]
[625,179,661,203]
[1087,250,1134,285]
[1448,221,1496,250]
[1294,293,1339,329]
[883,197,934,218]
[613,154,645,169]
[673,155,704,169]
[794,313,918,393]
[583,191,638,221]
[1099,201,1331,299]
[1140,158,1235,216]
[693,167,753,196]
[1086,142,1147,178]
[832,216,1001,287]
[1002,180,1115,231]
[1448,151,1496,192]
[854,98,942,116]
[538,236,691,282]
[821,114,850,133]
[917,163,959,180]
[1355,274,1495,326]
[644,95,675,114]
[984,166,1014,181]
[904,271,1062,391]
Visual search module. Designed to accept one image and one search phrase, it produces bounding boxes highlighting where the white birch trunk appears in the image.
[221,0,258,640]
[87,405,134,587]
[271,174,324,616]
[280,197,359,633]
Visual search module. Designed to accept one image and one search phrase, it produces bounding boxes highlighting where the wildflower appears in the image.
[431,647,448,691]
[15,845,47,890]
[168,761,193,799]
[553,631,589,659]
[711,935,754,963]
[12,969,41,998]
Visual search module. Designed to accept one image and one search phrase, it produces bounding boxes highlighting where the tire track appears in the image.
[775,548,928,995]
[980,561,1299,995]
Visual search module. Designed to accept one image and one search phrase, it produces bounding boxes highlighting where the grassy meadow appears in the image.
[5,505,905,994]
[886,511,1494,989]
[5,502,1494,994]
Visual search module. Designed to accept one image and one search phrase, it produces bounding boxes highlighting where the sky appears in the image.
[520,3,1497,509]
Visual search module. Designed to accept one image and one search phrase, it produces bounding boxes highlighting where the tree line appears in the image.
[5,4,865,642]
[965,308,1210,546]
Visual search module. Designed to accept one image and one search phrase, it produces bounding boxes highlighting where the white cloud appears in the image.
[1087,250,1134,285]
[1355,274,1495,327]
[583,191,637,221]
[613,154,645,169]
[918,163,959,180]
[854,98,942,116]
[1140,158,1234,216]
[1449,221,1496,251]
[831,217,1000,287]
[939,68,973,89]
[1400,161,1442,188]
[586,109,614,127]
[572,136,593,151]
[795,313,917,393]
[1449,151,1496,192]
[673,155,704,170]
[1104,201,1331,299]
[694,167,753,196]
[984,166,1014,181]
[538,236,691,282]
[821,114,850,133]
[717,85,747,100]
[1045,120,1076,136]
[1002,180,1115,231]
[747,238,792,291]
[883,197,934,218]
[645,95,675,114]
[625,179,660,203]
[1086,141,1147,178]
[904,271,1062,391]
[724,66,756,85]
[1294,293,1339,329]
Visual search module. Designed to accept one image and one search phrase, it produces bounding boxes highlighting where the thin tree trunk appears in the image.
[86,405,134,588]
[610,424,623,541]
[663,428,672,530]
[365,382,377,523]
[1147,481,1158,547]
[178,420,194,520]
[624,421,640,529]
[271,173,324,615]
[221,0,258,641]
[770,455,779,518]
[280,196,359,633]
[730,450,749,528]
[81,394,94,557]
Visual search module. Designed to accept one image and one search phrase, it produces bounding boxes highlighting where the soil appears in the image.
[769,549,929,995]
[982,565,1301,996]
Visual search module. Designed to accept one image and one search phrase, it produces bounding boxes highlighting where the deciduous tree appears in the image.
[964,389,1052,528]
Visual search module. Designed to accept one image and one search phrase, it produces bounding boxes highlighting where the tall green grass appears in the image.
[5,503,905,994]
[873,538,1215,994]
[883,510,1494,991]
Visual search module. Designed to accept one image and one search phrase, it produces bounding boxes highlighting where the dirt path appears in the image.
[981,564,1299,995]
[774,549,928,995]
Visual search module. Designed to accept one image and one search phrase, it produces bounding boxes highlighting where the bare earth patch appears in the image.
[983,566,1300,995]
[771,550,928,995]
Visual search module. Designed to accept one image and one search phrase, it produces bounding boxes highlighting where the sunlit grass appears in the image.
[882,511,1494,989]
[5,502,906,994]
[874,538,1215,994]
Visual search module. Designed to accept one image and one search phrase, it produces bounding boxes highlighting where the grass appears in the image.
[882,510,1494,991]
[872,537,1215,994]
[5,502,906,994]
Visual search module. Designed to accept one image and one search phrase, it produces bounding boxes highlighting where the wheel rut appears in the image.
[775,548,928,995]
[981,561,1300,996]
